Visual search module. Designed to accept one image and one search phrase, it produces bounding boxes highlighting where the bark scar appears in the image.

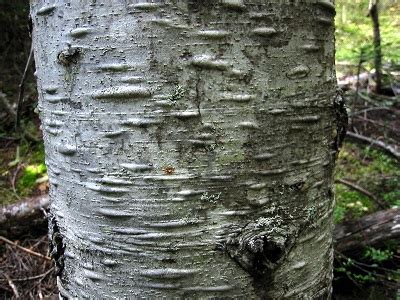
[217,216,300,299]
[195,72,202,116]
[49,217,66,276]
[57,45,81,67]
[218,216,298,278]
[333,89,348,152]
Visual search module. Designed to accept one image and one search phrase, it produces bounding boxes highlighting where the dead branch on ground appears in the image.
[345,131,400,160]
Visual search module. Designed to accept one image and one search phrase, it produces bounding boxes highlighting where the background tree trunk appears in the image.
[369,0,383,93]
[31,0,339,298]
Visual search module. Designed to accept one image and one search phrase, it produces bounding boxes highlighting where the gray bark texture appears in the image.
[30,0,340,298]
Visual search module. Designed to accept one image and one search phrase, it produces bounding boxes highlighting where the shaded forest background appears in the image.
[0,0,399,299]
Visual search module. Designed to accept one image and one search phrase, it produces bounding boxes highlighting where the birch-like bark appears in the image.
[31,0,341,298]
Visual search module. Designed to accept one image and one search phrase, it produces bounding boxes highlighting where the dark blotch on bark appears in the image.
[333,89,348,152]
[49,216,66,276]
[57,46,81,67]
[220,220,298,276]
[187,0,215,12]
[220,228,296,299]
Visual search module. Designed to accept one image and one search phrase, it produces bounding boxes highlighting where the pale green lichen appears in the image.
[168,85,185,103]
[201,192,221,203]
[255,215,283,229]
[217,152,245,164]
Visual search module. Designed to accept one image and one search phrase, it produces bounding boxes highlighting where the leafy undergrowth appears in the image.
[333,240,399,299]
[333,142,399,299]
[335,0,400,66]
[0,140,48,206]
[334,141,399,223]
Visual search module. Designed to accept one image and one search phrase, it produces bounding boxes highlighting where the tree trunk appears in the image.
[369,0,383,93]
[30,1,340,298]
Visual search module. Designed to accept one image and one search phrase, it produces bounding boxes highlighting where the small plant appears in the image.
[364,246,393,263]
[17,163,47,194]
[334,184,372,223]
[335,256,376,284]
[335,247,398,288]
[352,272,376,283]
[333,205,347,223]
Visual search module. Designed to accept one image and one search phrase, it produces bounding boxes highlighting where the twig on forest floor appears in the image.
[350,106,393,116]
[0,136,19,141]
[15,44,34,130]
[357,92,379,106]
[31,235,48,249]
[345,131,400,160]
[354,115,391,128]
[336,251,399,275]
[335,250,399,288]
[3,273,20,298]
[335,178,387,209]
[334,251,362,288]
[0,236,52,261]
[10,163,23,201]
[0,268,54,283]
[0,234,57,298]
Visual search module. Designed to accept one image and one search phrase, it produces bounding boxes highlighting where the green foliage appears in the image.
[364,246,393,263]
[334,142,399,290]
[335,257,376,284]
[0,141,47,206]
[335,0,400,65]
[352,272,376,283]
[334,142,399,223]
[334,185,372,223]
[16,163,47,196]
[335,250,397,286]
[383,189,400,207]
[333,203,347,224]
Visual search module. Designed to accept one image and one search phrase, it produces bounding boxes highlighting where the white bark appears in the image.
[31,0,339,298]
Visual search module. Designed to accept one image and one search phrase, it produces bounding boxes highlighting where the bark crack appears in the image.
[49,216,66,276]
[333,89,348,153]
[195,72,202,116]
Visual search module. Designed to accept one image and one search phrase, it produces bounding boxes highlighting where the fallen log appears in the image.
[334,207,400,253]
[0,194,49,238]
